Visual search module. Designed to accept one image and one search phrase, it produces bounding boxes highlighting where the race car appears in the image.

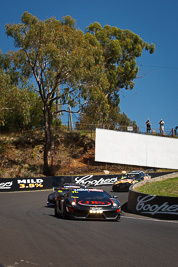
[112,171,151,192]
[112,178,138,192]
[47,183,86,206]
[54,188,121,221]
[127,170,151,181]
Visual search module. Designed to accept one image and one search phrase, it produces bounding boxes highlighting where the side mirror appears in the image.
[113,195,118,199]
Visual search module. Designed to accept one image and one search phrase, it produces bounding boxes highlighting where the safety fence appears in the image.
[60,122,178,138]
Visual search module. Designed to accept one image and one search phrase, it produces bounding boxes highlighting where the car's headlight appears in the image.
[110,198,118,208]
[89,209,103,214]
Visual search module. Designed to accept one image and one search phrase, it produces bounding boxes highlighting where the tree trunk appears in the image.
[43,103,55,176]
[56,85,61,124]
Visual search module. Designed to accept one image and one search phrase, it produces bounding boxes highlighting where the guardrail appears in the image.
[58,123,178,138]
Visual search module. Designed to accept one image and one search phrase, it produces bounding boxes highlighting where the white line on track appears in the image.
[122,215,178,224]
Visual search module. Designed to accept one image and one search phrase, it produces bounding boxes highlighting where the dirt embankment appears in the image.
[0,130,153,178]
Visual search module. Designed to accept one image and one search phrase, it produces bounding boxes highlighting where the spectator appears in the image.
[146,118,151,133]
[159,119,165,134]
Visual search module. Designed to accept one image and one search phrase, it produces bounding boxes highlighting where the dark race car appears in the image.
[127,170,151,181]
[112,171,151,192]
[47,183,86,206]
[112,177,138,192]
[54,188,121,221]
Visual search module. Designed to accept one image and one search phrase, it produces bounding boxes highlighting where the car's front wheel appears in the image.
[115,214,120,221]
[54,202,60,217]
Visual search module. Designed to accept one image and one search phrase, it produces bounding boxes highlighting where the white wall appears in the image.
[95,128,178,169]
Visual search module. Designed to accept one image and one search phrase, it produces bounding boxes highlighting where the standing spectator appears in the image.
[159,119,165,134]
[146,118,151,133]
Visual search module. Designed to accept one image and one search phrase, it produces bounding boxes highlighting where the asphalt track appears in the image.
[0,186,178,267]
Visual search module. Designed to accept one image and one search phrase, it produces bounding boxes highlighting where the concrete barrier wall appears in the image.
[127,173,178,220]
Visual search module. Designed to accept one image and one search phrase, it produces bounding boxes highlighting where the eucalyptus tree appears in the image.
[85,23,155,125]
[5,12,107,174]
[0,69,42,130]
[0,50,43,130]
[0,69,11,126]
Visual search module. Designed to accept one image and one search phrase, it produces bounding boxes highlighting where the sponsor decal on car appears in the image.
[136,195,178,215]
[17,179,44,189]
[73,189,103,192]
[0,181,13,190]
[75,175,118,186]
[78,200,111,206]
[144,176,151,180]
[116,179,133,184]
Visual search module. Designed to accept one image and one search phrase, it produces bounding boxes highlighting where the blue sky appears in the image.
[1,0,178,133]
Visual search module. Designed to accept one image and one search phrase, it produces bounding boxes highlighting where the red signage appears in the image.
[78,200,111,206]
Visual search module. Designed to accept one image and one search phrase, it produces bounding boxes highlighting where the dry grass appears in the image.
[0,129,126,178]
[1,129,171,178]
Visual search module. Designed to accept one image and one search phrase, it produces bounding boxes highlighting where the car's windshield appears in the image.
[70,189,111,200]
[122,175,134,179]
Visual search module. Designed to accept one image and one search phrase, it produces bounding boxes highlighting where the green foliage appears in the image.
[0,68,43,131]
[85,23,155,124]
[117,112,137,131]
[77,106,136,130]
[5,12,107,109]
[60,15,77,29]
[31,145,39,159]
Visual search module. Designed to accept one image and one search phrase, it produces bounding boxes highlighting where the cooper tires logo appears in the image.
[136,195,178,215]
[75,175,118,186]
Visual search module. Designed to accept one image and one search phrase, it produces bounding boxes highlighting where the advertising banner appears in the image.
[0,172,173,192]
[0,174,122,192]
[95,128,178,169]
[128,189,178,220]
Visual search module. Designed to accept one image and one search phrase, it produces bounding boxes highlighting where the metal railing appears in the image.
[60,122,178,138]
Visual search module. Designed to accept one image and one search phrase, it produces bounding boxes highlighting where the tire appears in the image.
[55,200,66,219]
[61,202,67,219]
[54,202,60,217]
[115,214,120,221]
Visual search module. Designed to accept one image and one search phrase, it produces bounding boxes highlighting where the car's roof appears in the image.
[128,170,145,174]
[62,183,85,188]
[53,183,85,191]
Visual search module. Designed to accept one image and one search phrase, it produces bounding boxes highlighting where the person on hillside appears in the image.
[159,119,165,134]
[146,118,151,133]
